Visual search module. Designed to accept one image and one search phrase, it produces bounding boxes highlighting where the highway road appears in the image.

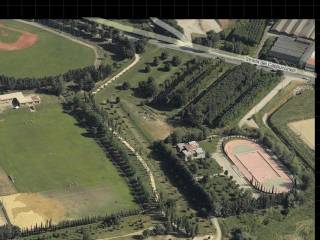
[86,18,316,80]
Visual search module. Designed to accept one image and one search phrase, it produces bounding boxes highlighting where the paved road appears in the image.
[239,75,297,128]
[86,18,315,80]
[16,20,101,68]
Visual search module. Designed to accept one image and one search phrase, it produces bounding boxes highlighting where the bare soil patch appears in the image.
[288,118,315,150]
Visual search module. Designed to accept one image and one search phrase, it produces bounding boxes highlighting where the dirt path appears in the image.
[96,229,145,240]
[239,75,297,128]
[14,20,101,67]
[91,53,159,201]
[92,54,140,94]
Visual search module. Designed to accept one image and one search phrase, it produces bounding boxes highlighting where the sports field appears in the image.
[0,20,95,78]
[288,118,314,150]
[224,139,292,193]
[0,95,136,227]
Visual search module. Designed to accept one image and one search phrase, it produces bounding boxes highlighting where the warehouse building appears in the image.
[268,36,315,69]
[271,19,315,40]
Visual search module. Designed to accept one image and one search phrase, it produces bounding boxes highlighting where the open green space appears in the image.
[0,95,135,211]
[0,20,95,78]
[220,186,315,240]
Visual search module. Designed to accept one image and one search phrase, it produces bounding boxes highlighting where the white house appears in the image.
[176,141,206,161]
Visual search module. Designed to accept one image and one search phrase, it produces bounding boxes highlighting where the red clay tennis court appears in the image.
[224,138,293,193]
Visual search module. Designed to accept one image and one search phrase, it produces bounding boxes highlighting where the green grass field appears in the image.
[0,95,135,210]
[0,20,95,78]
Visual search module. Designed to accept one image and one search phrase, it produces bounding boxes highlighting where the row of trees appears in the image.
[151,58,217,109]
[67,93,152,205]
[0,64,112,95]
[0,209,141,239]
[180,63,281,128]
[36,19,146,60]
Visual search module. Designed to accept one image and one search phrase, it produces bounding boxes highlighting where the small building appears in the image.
[176,141,206,161]
[0,92,41,108]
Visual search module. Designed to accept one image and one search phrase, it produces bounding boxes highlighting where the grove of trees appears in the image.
[180,63,281,128]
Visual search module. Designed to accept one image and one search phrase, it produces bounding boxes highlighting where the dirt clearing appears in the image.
[288,118,315,150]
[177,19,222,40]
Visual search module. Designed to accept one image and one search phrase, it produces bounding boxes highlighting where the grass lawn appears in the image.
[0,20,95,78]
[0,95,135,210]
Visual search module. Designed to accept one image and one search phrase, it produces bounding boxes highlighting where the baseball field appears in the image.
[0,20,95,78]
[0,95,136,228]
[224,138,293,193]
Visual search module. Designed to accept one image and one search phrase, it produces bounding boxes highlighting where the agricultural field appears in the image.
[0,20,95,78]
[0,94,136,228]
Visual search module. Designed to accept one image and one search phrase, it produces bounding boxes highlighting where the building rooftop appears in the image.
[271,19,315,40]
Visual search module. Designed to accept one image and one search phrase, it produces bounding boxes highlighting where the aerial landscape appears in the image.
[0,19,315,240]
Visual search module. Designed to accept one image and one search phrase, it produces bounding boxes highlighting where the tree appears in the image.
[164,62,171,71]
[160,51,168,60]
[172,55,181,66]
[145,64,151,73]
[82,230,91,240]
[122,81,130,90]
[135,39,147,53]
[153,56,159,66]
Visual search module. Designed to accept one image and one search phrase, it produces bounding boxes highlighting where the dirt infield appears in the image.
[224,139,293,193]
[0,23,38,51]
[288,118,315,150]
